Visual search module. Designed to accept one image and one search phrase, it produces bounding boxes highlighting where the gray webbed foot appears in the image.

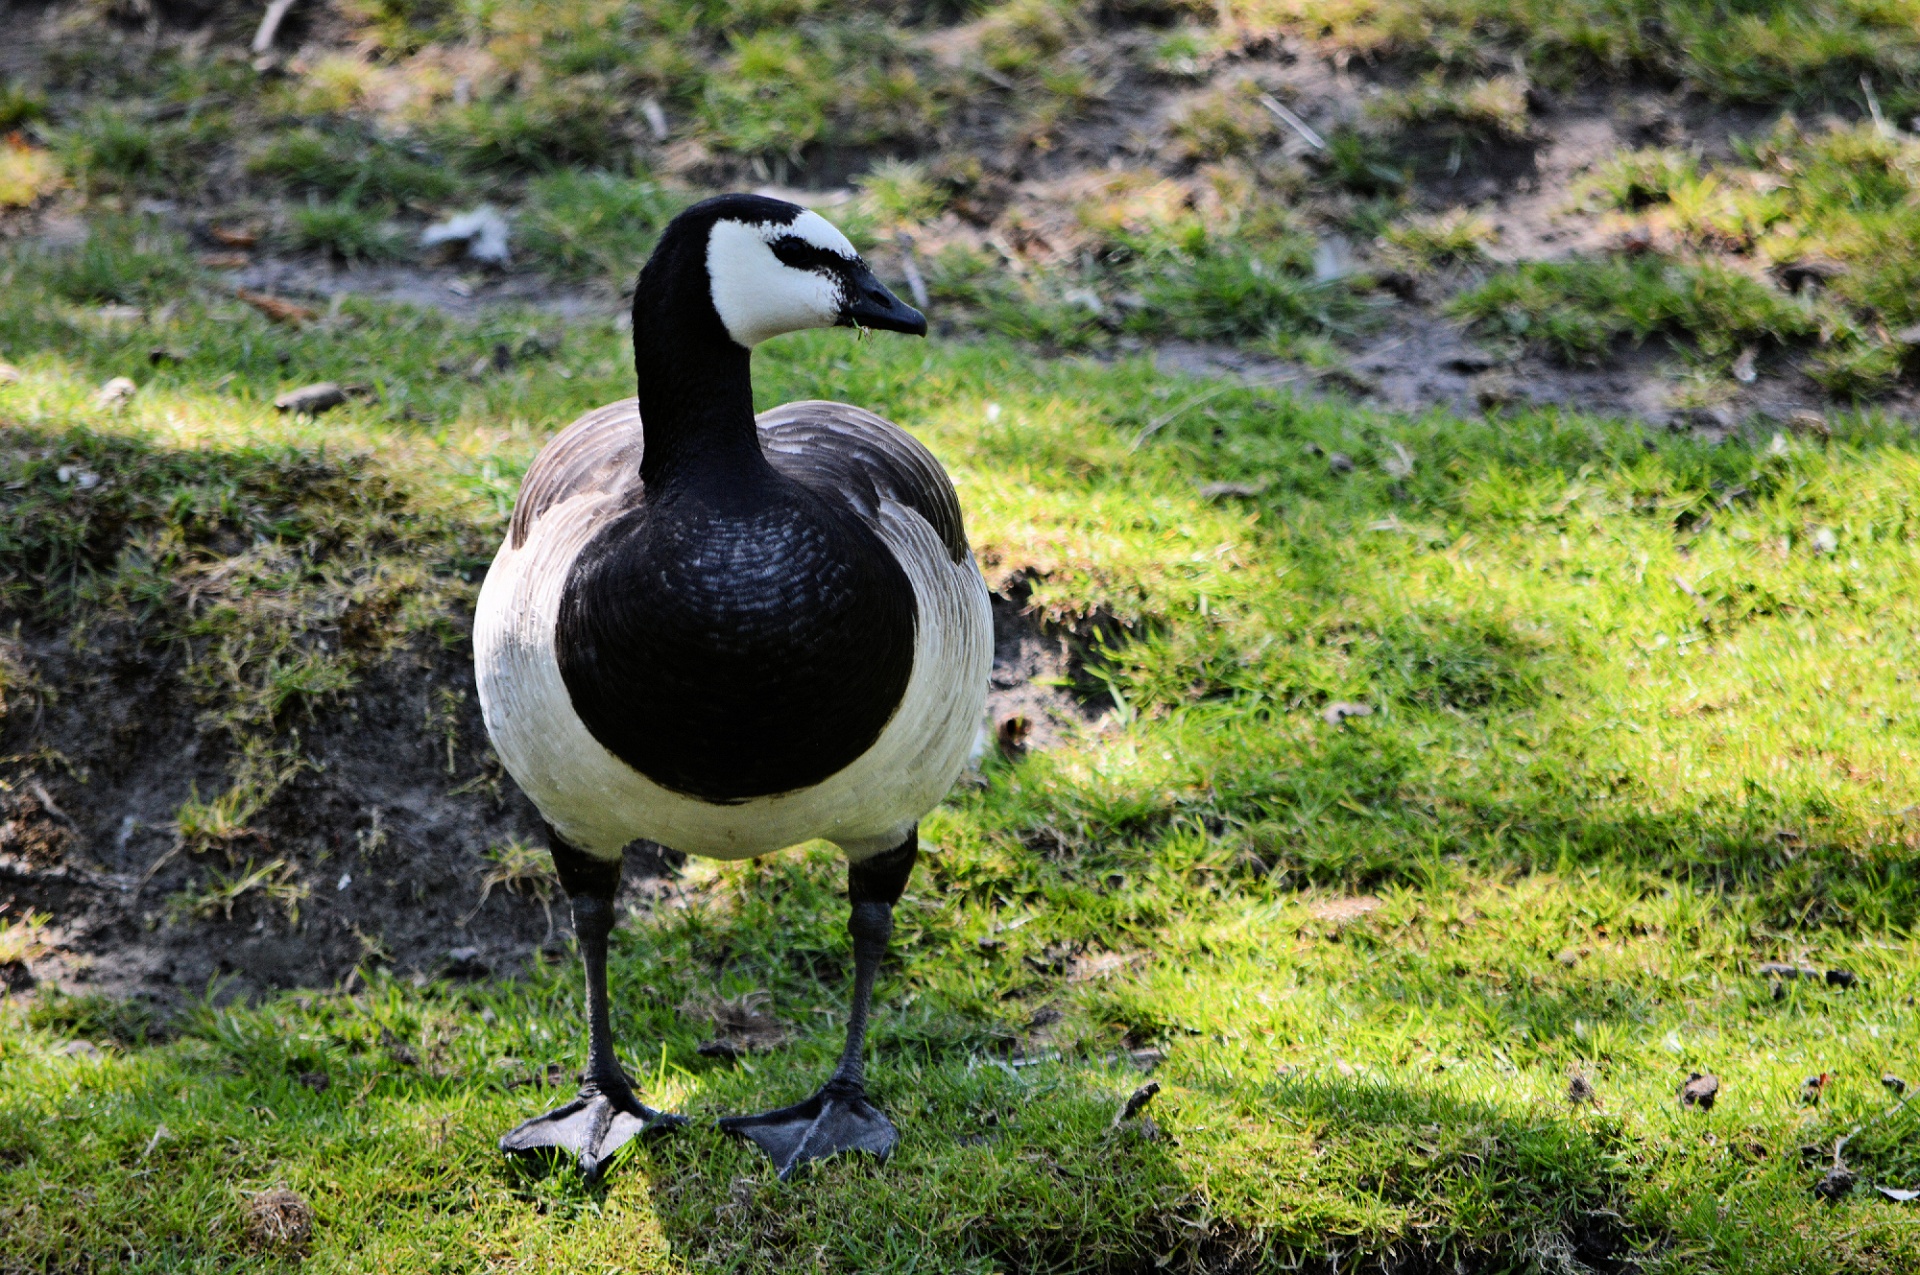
[500,1084,685,1181]
[718,1080,897,1180]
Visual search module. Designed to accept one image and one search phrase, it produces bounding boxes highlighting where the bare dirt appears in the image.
[0,591,1097,1013]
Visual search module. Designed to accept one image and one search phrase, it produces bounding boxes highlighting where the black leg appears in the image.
[718,829,918,1179]
[499,830,685,1180]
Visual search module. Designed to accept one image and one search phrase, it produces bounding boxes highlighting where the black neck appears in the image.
[631,242,773,491]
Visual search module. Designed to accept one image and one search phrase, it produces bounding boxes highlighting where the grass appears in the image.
[518,170,685,286]
[5,220,1920,1270]
[1451,257,1821,366]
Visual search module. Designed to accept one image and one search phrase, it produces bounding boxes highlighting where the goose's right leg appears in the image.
[499,831,684,1180]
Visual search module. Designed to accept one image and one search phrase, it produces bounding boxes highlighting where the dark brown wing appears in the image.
[508,398,643,549]
[757,400,968,564]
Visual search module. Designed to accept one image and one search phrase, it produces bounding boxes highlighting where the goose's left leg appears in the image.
[499,832,685,1180]
[719,830,917,1179]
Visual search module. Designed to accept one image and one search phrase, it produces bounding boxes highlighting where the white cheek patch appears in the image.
[707,219,847,348]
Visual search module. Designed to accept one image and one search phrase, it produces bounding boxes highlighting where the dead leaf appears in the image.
[1800,1073,1829,1105]
[1310,896,1383,924]
[0,362,19,385]
[208,225,260,249]
[198,252,251,269]
[1567,1072,1596,1105]
[236,289,317,326]
[1877,1186,1920,1202]
[1731,346,1758,383]
[1069,950,1141,983]
[1381,441,1415,479]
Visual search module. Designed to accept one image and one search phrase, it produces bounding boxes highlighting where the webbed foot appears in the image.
[718,1079,897,1180]
[500,1084,685,1181]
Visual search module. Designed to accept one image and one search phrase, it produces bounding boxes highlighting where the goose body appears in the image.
[474,397,990,861]
[477,193,992,1180]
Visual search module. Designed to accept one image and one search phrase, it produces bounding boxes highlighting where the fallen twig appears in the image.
[1129,384,1232,452]
[252,0,298,55]
[1259,93,1326,150]
[896,232,930,312]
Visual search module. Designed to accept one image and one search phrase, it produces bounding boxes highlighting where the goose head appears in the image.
[635,193,926,351]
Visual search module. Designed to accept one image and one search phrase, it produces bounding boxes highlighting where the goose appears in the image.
[474,193,992,1181]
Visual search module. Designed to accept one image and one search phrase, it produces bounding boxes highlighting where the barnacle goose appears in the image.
[475,193,992,1180]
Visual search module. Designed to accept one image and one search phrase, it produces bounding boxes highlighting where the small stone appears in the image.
[1883,1073,1908,1096]
[1771,257,1847,293]
[1321,701,1372,726]
[1111,1081,1160,1128]
[274,382,348,415]
[60,1039,103,1060]
[1196,479,1270,500]
[0,959,34,992]
[1787,410,1831,439]
[1815,1165,1857,1201]
[995,712,1032,757]
[444,947,489,979]
[1680,1071,1719,1110]
[1327,452,1354,475]
[93,376,137,410]
[245,1187,313,1251]
[1442,351,1498,374]
[1472,371,1524,412]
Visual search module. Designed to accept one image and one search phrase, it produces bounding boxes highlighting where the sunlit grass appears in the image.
[4,225,1920,1272]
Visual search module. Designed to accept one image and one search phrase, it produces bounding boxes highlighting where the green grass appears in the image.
[1451,256,1820,366]
[6,225,1920,1271]
[519,170,686,287]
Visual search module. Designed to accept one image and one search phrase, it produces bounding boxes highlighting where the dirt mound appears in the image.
[0,586,1098,1013]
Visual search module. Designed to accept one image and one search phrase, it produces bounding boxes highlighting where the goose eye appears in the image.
[769,234,855,275]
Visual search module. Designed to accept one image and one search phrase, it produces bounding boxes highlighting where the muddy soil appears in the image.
[0,593,1096,1013]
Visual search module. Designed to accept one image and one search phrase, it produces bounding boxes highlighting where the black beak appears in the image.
[839,265,927,336]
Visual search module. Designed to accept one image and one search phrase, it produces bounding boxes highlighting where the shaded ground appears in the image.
[0,588,1096,1008]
